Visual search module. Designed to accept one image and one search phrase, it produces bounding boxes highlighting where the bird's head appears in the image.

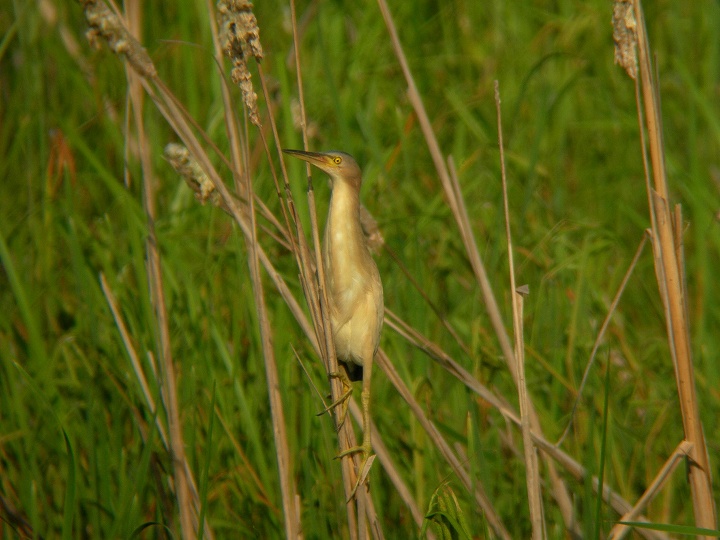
[283,149,362,190]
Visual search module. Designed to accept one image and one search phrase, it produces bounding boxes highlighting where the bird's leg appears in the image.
[317,368,353,431]
[335,356,374,500]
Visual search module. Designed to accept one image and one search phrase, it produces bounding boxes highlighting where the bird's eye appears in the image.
[333,156,342,165]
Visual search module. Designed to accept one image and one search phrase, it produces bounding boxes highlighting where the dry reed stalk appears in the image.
[494,82,545,538]
[136,67,198,540]
[373,0,579,531]
[614,0,716,531]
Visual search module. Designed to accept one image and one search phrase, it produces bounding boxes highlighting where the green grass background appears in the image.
[1,0,719,537]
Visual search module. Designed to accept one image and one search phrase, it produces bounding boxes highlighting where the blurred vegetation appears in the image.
[1,0,719,537]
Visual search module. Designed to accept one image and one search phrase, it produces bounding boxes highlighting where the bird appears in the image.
[283,149,384,493]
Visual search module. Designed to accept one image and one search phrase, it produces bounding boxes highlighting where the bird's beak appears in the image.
[282,149,334,170]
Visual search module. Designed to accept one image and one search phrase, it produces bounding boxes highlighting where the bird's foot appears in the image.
[317,370,353,431]
[335,388,374,501]
[336,440,375,501]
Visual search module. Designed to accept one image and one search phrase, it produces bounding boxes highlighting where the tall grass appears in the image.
[1,0,719,538]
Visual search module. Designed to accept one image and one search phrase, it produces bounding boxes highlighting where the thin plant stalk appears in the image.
[131,59,198,540]
[495,81,545,538]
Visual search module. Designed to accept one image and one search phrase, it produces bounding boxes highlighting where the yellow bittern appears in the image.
[283,149,384,490]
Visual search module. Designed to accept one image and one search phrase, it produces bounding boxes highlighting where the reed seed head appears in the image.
[80,0,157,80]
[612,0,638,80]
[164,143,220,206]
[217,0,263,126]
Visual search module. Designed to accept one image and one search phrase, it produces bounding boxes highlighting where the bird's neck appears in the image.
[324,179,367,275]
[328,179,361,220]
[326,180,363,243]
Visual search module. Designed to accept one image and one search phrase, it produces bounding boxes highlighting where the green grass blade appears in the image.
[198,382,217,540]
[61,430,77,540]
[594,355,611,538]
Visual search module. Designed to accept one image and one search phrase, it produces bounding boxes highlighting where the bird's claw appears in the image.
[336,443,375,501]
[317,371,353,431]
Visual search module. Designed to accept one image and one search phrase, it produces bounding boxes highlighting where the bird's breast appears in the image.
[323,190,383,366]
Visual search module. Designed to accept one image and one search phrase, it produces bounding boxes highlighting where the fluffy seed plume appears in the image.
[612,0,638,79]
[79,0,157,80]
[217,0,263,126]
